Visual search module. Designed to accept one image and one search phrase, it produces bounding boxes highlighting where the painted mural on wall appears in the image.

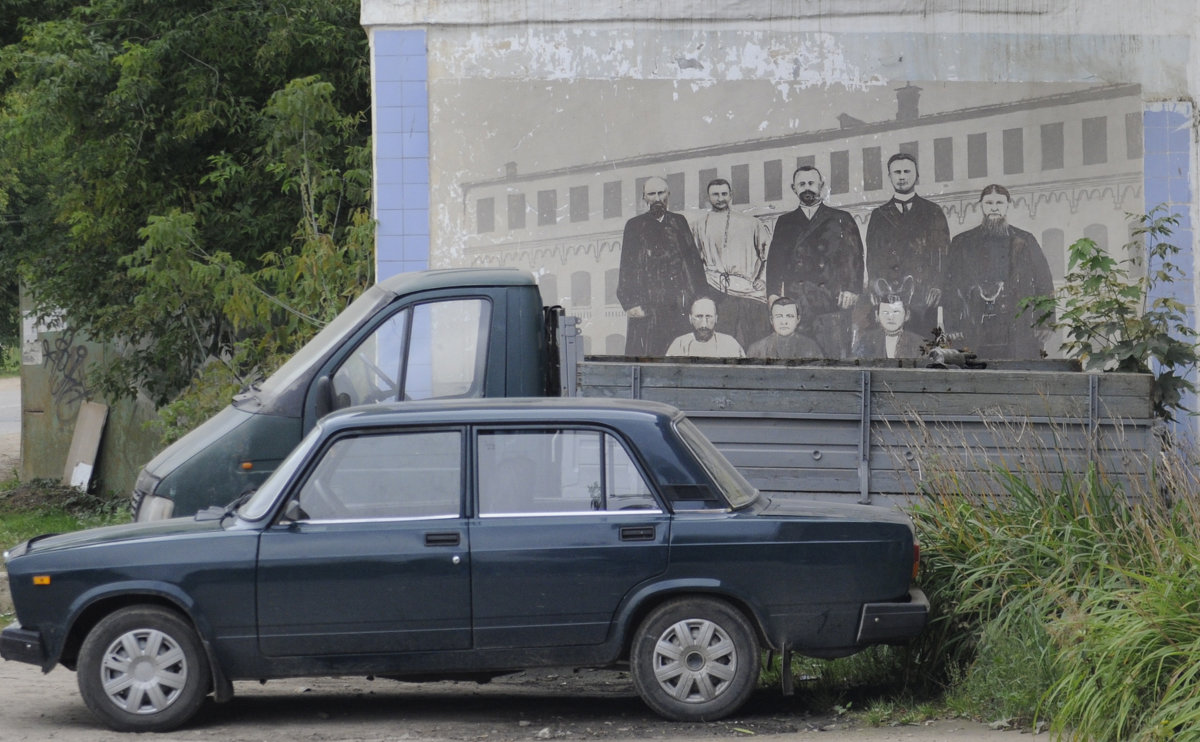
[429,75,1144,362]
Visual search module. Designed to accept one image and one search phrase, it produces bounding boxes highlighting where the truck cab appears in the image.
[133,267,552,520]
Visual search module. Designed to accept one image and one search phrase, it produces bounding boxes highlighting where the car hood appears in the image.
[758,497,913,526]
[20,518,227,555]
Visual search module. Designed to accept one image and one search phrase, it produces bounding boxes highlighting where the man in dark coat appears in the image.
[944,184,1055,359]
[616,176,708,356]
[865,153,950,336]
[746,297,825,359]
[764,166,864,358]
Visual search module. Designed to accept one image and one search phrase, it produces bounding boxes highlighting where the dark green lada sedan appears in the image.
[2,398,927,732]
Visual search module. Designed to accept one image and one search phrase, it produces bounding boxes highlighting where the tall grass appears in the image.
[905,418,1200,740]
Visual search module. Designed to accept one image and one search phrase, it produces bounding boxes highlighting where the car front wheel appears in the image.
[630,597,760,721]
[76,606,210,732]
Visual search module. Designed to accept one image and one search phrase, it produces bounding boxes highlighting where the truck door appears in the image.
[468,426,670,648]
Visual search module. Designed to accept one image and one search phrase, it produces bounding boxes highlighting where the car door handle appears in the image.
[425,531,461,547]
[620,525,656,542]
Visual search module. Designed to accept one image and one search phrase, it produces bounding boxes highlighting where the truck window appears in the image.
[330,298,491,408]
[477,428,658,516]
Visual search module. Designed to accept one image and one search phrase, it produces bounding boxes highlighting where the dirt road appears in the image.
[0,658,1021,742]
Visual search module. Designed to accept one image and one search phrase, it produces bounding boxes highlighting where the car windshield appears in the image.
[672,416,760,509]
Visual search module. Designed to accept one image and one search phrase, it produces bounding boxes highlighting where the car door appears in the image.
[469,426,670,649]
[256,427,471,656]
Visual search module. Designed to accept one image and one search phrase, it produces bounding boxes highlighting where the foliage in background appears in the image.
[905,419,1200,739]
[0,1,373,426]
[1021,207,1199,421]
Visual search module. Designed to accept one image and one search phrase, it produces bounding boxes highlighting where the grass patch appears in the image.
[0,479,128,553]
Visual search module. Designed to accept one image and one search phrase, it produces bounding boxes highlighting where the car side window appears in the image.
[295,430,462,521]
[330,298,491,409]
[477,428,658,516]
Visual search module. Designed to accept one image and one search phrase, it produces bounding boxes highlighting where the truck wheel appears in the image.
[630,597,760,721]
[76,606,210,732]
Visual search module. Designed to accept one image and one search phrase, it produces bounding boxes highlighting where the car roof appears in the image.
[319,397,684,431]
[377,267,536,296]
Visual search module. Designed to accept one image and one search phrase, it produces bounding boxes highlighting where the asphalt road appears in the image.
[0,376,18,436]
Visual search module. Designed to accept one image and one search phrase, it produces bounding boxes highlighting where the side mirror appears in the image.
[314,376,333,419]
[282,499,307,523]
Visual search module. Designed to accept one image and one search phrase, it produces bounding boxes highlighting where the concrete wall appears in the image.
[362,0,1198,431]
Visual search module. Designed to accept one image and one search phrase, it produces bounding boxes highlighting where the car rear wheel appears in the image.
[76,606,210,732]
[630,597,760,721]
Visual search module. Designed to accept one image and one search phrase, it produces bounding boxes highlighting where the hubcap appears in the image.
[651,618,738,703]
[99,628,188,714]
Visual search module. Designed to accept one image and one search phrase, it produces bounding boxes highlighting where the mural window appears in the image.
[537,190,557,226]
[1003,128,1024,175]
[933,138,953,183]
[1041,122,1065,170]
[605,334,624,355]
[795,154,815,173]
[1041,228,1065,282]
[698,168,718,208]
[570,271,592,308]
[829,150,849,195]
[764,159,783,202]
[582,335,593,355]
[967,133,988,179]
[476,197,494,234]
[538,274,559,306]
[862,146,883,191]
[1082,117,1108,165]
[604,268,619,305]
[899,141,918,162]
[1083,224,1109,253]
[507,193,526,230]
[1125,112,1143,159]
[667,172,686,212]
[731,164,750,205]
[603,181,622,219]
[570,186,589,223]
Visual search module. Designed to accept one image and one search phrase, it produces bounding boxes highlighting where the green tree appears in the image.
[0,0,372,410]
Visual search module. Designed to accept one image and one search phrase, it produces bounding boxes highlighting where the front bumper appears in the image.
[1,622,46,666]
[856,588,930,645]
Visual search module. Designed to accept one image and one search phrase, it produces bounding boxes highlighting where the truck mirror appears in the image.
[314,376,333,419]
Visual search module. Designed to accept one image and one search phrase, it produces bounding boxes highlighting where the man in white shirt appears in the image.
[665,296,745,358]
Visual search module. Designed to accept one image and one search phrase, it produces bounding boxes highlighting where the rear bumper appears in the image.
[856,588,930,645]
[1,623,46,666]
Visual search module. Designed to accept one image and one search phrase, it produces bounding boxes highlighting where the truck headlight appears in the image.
[135,494,175,522]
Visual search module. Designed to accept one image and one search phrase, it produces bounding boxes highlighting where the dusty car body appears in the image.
[3,398,927,731]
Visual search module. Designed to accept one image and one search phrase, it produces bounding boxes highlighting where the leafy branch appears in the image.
[1020,206,1198,421]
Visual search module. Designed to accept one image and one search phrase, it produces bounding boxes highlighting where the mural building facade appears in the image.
[363,0,1197,419]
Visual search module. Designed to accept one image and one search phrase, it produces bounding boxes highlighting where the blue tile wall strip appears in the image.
[1143,105,1196,430]
[373,29,430,279]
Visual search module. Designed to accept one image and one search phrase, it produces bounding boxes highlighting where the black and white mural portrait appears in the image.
[427,33,1144,362]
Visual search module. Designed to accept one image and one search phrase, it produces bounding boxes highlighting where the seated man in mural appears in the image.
[691,178,772,348]
[665,296,745,358]
[746,297,825,359]
[853,278,927,360]
[943,184,1055,360]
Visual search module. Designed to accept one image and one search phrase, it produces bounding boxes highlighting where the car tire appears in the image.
[630,597,760,722]
[76,606,210,732]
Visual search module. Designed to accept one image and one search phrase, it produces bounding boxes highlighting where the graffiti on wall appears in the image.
[430,75,1143,363]
[43,329,90,422]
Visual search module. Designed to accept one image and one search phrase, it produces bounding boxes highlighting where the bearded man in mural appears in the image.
[944,184,1055,359]
[864,153,951,338]
[616,176,708,356]
[691,178,772,349]
[764,166,864,358]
